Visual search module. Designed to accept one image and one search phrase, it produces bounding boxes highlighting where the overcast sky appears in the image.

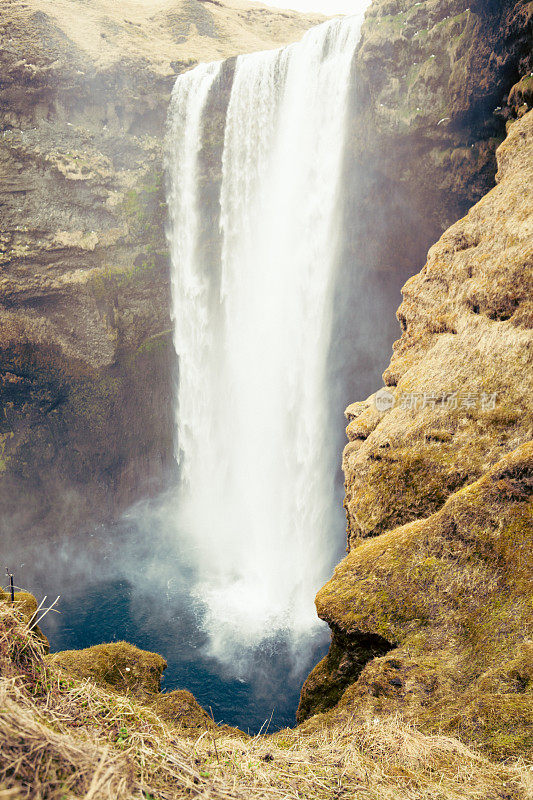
[264,0,369,15]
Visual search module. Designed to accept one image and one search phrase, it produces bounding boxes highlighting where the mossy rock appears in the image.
[297,630,392,724]
[149,690,215,731]
[48,641,167,697]
[508,76,533,114]
[304,442,533,758]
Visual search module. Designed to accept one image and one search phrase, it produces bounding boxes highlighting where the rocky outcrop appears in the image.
[0,0,321,544]
[299,112,533,758]
[353,0,533,217]
[49,639,220,731]
[345,110,533,548]
[49,641,168,695]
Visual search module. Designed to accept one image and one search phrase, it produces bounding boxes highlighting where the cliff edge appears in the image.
[2,593,531,799]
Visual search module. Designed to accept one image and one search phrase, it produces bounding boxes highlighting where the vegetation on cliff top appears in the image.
[1,596,532,800]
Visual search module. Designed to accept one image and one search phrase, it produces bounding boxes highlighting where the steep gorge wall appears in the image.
[337,0,533,406]
[299,110,533,758]
[298,0,533,758]
[0,0,321,545]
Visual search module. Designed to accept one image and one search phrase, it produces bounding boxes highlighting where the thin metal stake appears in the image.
[5,568,14,602]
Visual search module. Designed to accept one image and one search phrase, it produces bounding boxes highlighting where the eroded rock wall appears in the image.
[337,0,533,407]
[299,111,533,759]
[0,0,320,544]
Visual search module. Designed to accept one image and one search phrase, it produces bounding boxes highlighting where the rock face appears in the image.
[299,111,533,758]
[337,0,533,405]
[353,0,533,218]
[0,0,321,545]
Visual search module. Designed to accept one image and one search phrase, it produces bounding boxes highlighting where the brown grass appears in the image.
[7,0,324,77]
[0,680,136,800]
[1,598,532,800]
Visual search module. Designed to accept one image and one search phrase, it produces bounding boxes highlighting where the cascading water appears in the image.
[166,12,367,669]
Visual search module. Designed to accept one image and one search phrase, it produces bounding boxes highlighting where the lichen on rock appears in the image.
[345,111,533,550]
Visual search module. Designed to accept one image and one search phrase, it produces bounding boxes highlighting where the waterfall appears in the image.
[166,13,366,668]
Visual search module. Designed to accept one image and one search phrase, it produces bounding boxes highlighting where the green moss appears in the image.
[87,166,168,306]
[433,10,469,34]
[135,330,173,357]
[122,167,166,244]
[313,445,533,757]
[297,656,344,722]
[67,374,122,429]
[0,432,11,473]
[297,632,392,723]
[88,265,120,302]
[88,257,158,304]
[436,694,533,759]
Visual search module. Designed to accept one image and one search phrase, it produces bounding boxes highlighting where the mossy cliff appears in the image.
[0,0,321,544]
[299,112,533,759]
[339,0,533,398]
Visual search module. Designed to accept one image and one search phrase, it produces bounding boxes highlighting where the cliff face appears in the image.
[299,111,533,758]
[338,0,533,404]
[298,0,533,754]
[0,0,322,544]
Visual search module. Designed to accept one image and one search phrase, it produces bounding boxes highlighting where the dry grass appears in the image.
[5,0,324,77]
[0,598,532,800]
[0,680,136,800]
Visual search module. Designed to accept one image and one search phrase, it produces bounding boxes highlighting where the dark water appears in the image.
[8,507,329,733]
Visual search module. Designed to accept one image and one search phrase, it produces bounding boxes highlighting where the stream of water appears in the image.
[166,12,367,669]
